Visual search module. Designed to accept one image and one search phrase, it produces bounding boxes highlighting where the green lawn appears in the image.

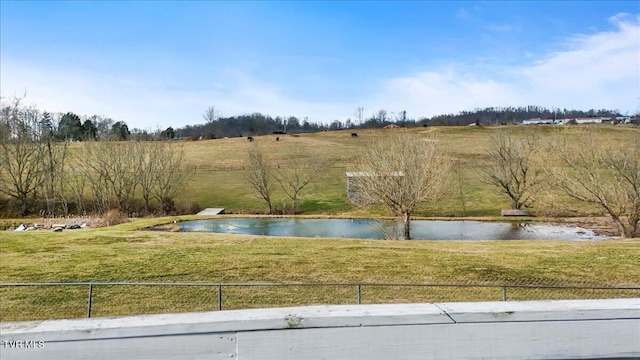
[1,125,639,321]
[1,219,638,320]
[167,125,639,215]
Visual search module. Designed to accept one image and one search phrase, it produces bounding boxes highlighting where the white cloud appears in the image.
[196,69,350,123]
[521,13,639,111]
[2,13,638,128]
[0,60,348,128]
[373,13,640,117]
[368,68,521,118]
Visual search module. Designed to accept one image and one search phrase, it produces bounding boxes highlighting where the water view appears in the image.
[178,218,606,241]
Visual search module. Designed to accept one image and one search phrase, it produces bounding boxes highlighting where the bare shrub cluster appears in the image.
[483,128,639,238]
[546,131,640,238]
[0,96,190,217]
[243,144,321,214]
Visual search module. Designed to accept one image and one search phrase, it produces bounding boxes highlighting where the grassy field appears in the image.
[1,217,639,321]
[171,125,639,216]
[17,124,635,216]
[1,125,639,321]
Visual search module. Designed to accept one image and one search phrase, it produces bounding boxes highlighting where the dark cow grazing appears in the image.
[351,133,358,138]
[247,136,254,142]
[276,137,280,142]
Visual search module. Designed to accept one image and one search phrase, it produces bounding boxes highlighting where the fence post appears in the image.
[87,283,93,318]
[357,284,361,305]
[217,284,222,311]
[502,285,507,301]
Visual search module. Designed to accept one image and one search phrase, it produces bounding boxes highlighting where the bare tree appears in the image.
[0,96,46,215]
[354,131,451,239]
[0,134,44,216]
[203,106,220,123]
[354,107,364,126]
[138,141,157,214]
[392,110,407,123]
[93,115,114,140]
[38,121,69,215]
[82,141,142,213]
[549,131,640,238]
[274,154,321,214]
[481,129,544,210]
[77,146,113,213]
[373,109,388,123]
[243,145,275,213]
[150,143,188,214]
[65,162,88,215]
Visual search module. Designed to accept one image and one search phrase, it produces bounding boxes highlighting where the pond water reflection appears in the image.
[178,218,606,241]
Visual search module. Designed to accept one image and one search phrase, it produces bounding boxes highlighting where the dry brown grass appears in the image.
[47,125,640,217]
[2,125,639,321]
[183,126,637,214]
[1,219,638,321]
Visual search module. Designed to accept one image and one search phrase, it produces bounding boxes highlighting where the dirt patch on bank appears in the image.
[556,217,619,237]
[5,213,130,231]
[145,224,182,232]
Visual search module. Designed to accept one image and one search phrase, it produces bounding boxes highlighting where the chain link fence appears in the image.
[1,282,638,321]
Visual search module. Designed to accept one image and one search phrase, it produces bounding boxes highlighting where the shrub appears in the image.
[101,209,129,227]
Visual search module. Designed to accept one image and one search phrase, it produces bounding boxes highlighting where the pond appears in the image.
[178,218,607,241]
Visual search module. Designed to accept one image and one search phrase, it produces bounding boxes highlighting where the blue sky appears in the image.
[2,1,639,130]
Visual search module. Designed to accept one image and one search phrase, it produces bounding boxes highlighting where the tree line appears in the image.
[0,96,189,217]
[180,107,326,140]
[3,98,630,145]
[427,106,628,126]
[178,105,631,140]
